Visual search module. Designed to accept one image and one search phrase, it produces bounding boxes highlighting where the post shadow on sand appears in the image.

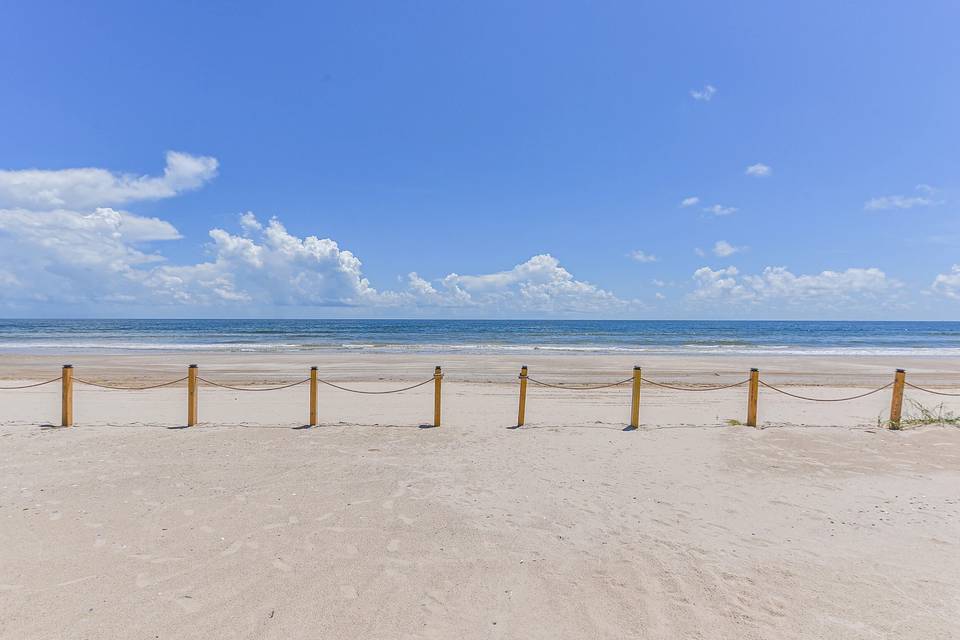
[288,422,434,430]
[506,422,637,431]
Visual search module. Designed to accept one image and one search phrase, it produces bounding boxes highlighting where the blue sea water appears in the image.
[1,319,960,356]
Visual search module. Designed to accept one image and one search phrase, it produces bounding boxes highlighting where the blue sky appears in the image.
[1,1,959,318]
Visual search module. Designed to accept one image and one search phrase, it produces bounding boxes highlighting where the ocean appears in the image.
[1,319,960,356]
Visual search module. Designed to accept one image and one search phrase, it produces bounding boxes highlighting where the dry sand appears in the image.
[1,353,959,638]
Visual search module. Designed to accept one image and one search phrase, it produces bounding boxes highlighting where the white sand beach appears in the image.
[2,353,959,638]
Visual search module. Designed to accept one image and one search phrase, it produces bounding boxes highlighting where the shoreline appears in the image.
[4,342,960,357]
[4,319,960,360]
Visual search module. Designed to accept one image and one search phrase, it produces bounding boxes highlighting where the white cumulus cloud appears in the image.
[745,163,771,177]
[0,154,633,314]
[712,240,744,257]
[864,184,942,211]
[691,265,899,306]
[690,85,717,101]
[932,265,960,299]
[0,207,182,305]
[703,203,737,216]
[629,250,658,263]
[156,214,388,306]
[680,196,700,207]
[0,151,218,209]
[0,209,386,308]
[405,255,628,313]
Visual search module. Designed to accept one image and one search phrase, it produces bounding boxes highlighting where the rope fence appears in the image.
[526,377,633,390]
[904,381,960,397]
[74,377,188,391]
[0,376,62,390]
[197,377,310,392]
[640,377,750,392]
[1,363,957,430]
[516,365,954,430]
[317,378,435,394]
[758,380,893,402]
[0,364,446,428]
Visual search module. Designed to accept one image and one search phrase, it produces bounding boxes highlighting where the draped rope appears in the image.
[74,377,188,391]
[641,377,750,391]
[198,377,310,392]
[0,377,62,390]
[317,378,435,394]
[759,380,893,402]
[526,377,633,390]
[903,381,960,397]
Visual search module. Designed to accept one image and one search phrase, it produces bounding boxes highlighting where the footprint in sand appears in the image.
[221,541,243,556]
[273,559,292,572]
[423,590,447,616]
[387,539,400,552]
[175,595,201,613]
[56,575,96,587]
[382,500,394,510]
[339,585,358,599]
[49,512,62,521]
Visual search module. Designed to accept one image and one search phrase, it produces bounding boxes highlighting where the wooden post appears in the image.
[187,364,198,427]
[61,364,73,427]
[746,368,759,427]
[629,366,641,429]
[517,365,528,427]
[889,368,906,430]
[309,366,318,427]
[433,366,443,427]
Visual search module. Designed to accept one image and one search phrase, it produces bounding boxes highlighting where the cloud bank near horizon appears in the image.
[0,153,954,317]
